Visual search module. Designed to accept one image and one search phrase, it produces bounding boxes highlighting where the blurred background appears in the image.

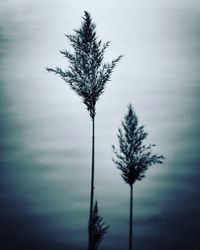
[0,1,200,249]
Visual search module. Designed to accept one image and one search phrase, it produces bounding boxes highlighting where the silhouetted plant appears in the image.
[112,104,164,250]
[89,201,109,250]
[47,11,122,250]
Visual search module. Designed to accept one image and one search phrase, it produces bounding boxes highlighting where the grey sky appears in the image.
[0,1,200,249]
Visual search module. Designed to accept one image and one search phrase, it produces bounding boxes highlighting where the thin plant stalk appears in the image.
[129,184,133,250]
[89,116,95,250]
[90,116,95,220]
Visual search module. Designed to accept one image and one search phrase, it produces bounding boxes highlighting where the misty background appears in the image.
[0,1,200,249]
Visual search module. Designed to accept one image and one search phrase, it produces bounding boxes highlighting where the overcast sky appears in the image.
[0,1,200,249]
